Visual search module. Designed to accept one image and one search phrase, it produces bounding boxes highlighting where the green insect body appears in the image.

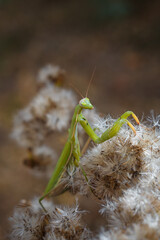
[39,97,139,211]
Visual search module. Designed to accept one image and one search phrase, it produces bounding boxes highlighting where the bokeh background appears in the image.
[0,0,160,238]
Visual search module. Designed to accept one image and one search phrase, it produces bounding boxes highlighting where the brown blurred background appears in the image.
[0,0,160,238]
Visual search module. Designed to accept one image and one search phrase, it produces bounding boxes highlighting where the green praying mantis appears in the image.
[39,89,139,211]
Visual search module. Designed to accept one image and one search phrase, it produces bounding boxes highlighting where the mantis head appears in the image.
[79,98,94,110]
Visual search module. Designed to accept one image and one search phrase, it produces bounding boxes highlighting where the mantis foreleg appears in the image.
[72,127,80,167]
[78,111,139,144]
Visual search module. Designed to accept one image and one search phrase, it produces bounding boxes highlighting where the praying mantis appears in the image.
[39,94,139,211]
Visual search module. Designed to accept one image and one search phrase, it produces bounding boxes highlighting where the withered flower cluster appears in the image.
[11,65,77,175]
[9,198,91,240]
[9,65,160,240]
[97,117,160,239]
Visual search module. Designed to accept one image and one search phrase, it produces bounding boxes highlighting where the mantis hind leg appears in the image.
[39,178,69,212]
[39,193,49,212]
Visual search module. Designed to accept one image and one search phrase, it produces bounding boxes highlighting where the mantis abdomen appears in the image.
[43,141,72,195]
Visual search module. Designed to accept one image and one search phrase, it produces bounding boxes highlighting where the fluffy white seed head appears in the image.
[9,198,91,240]
[37,64,65,86]
[11,84,77,149]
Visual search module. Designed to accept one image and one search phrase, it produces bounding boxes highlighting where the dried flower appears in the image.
[37,64,65,87]
[9,198,52,240]
[63,118,146,199]
[23,145,57,177]
[9,198,91,240]
[31,84,77,130]
[98,218,160,240]
[44,205,91,240]
[96,115,160,239]
[11,83,77,150]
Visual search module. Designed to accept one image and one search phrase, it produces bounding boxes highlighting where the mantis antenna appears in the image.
[69,82,84,99]
[86,66,96,97]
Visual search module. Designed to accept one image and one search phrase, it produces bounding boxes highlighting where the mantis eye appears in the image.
[79,99,85,106]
